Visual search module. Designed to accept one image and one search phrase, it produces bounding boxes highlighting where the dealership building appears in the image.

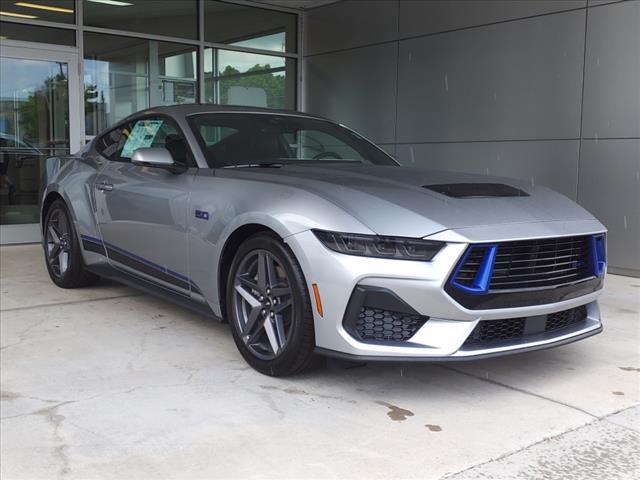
[0,0,638,277]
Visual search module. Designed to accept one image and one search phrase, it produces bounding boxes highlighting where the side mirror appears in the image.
[131,147,186,173]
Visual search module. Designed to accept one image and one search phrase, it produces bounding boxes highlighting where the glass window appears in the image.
[84,32,197,137]
[204,48,295,110]
[0,56,70,226]
[0,1,75,24]
[83,0,197,40]
[95,126,122,160]
[204,0,297,53]
[188,114,397,168]
[0,22,75,46]
[98,117,191,166]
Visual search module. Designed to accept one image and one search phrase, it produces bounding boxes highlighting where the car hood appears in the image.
[222,164,596,238]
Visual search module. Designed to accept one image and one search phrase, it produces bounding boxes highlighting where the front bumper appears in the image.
[285,224,604,360]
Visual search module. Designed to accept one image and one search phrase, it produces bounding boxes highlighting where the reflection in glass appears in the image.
[83,0,197,40]
[204,0,297,53]
[0,22,75,46]
[84,33,197,137]
[204,48,295,110]
[1,0,75,24]
[0,57,69,225]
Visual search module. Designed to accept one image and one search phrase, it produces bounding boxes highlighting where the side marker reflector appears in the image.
[312,283,323,317]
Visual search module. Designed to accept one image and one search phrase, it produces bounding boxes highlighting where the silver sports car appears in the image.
[41,105,606,376]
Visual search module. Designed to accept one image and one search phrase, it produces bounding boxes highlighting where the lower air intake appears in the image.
[356,307,427,342]
[463,305,588,347]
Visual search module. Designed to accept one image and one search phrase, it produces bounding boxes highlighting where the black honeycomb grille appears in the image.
[463,306,588,347]
[356,307,428,342]
[545,305,588,333]
[464,317,526,345]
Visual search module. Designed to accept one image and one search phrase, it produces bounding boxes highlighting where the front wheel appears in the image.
[226,233,316,376]
[43,199,99,288]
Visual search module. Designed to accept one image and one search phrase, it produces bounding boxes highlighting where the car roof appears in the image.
[127,104,328,122]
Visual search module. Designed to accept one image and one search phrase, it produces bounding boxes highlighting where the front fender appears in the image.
[186,171,373,315]
[41,156,105,266]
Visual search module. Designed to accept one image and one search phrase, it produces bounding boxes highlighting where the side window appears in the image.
[108,117,192,166]
[95,126,124,160]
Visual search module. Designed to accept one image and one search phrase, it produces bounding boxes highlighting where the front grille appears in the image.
[464,317,525,345]
[545,305,588,332]
[463,305,588,347]
[356,307,427,342]
[454,236,592,292]
[490,236,591,290]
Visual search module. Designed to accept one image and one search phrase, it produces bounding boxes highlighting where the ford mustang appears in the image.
[41,105,606,376]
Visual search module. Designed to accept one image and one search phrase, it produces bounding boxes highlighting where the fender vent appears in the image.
[424,183,529,198]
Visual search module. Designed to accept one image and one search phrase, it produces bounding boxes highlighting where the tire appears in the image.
[226,232,316,376]
[43,199,99,288]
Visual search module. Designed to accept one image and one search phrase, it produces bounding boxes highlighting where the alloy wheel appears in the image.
[46,208,72,278]
[232,250,294,360]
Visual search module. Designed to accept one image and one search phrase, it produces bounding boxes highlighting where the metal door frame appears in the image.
[0,41,81,244]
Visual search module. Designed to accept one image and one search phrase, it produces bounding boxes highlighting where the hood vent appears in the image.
[424,183,530,198]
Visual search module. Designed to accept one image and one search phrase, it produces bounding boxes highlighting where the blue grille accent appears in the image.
[590,234,606,277]
[450,244,498,295]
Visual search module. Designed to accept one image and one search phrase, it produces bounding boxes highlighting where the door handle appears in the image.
[95,182,113,192]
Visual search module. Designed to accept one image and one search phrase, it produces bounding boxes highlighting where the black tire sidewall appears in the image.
[43,199,89,288]
[226,233,315,376]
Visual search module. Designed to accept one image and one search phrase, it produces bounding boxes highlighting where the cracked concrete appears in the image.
[1,244,639,479]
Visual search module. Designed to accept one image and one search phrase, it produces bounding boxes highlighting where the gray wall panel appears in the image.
[582,0,640,139]
[588,0,625,6]
[395,141,580,199]
[378,144,397,157]
[304,0,398,56]
[396,10,586,143]
[304,43,398,143]
[578,139,640,272]
[399,0,585,38]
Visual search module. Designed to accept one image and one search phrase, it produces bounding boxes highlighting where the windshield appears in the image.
[188,113,398,168]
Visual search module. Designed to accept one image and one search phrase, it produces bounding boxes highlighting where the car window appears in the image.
[199,125,238,147]
[188,113,398,168]
[97,117,192,166]
[119,118,191,166]
[95,127,123,160]
[282,130,363,162]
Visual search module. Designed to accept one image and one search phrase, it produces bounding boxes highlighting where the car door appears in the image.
[93,115,196,296]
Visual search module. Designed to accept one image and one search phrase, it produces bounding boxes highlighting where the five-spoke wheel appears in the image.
[45,208,72,278]
[227,233,316,376]
[43,199,98,288]
[233,250,294,359]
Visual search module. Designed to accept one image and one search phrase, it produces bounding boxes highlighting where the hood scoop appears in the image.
[424,183,530,199]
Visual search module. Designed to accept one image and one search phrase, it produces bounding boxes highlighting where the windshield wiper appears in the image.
[222,162,284,169]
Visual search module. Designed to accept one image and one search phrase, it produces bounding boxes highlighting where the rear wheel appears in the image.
[226,233,316,376]
[43,199,99,288]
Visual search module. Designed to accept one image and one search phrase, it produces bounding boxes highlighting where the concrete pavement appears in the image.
[1,244,638,479]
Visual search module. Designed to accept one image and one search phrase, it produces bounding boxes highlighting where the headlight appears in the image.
[312,230,444,261]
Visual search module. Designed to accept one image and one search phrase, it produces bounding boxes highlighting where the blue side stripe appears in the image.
[80,234,201,291]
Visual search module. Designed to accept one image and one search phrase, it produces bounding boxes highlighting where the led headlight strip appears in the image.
[313,230,444,261]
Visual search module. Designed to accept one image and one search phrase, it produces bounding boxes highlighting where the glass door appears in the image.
[0,44,80,244]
